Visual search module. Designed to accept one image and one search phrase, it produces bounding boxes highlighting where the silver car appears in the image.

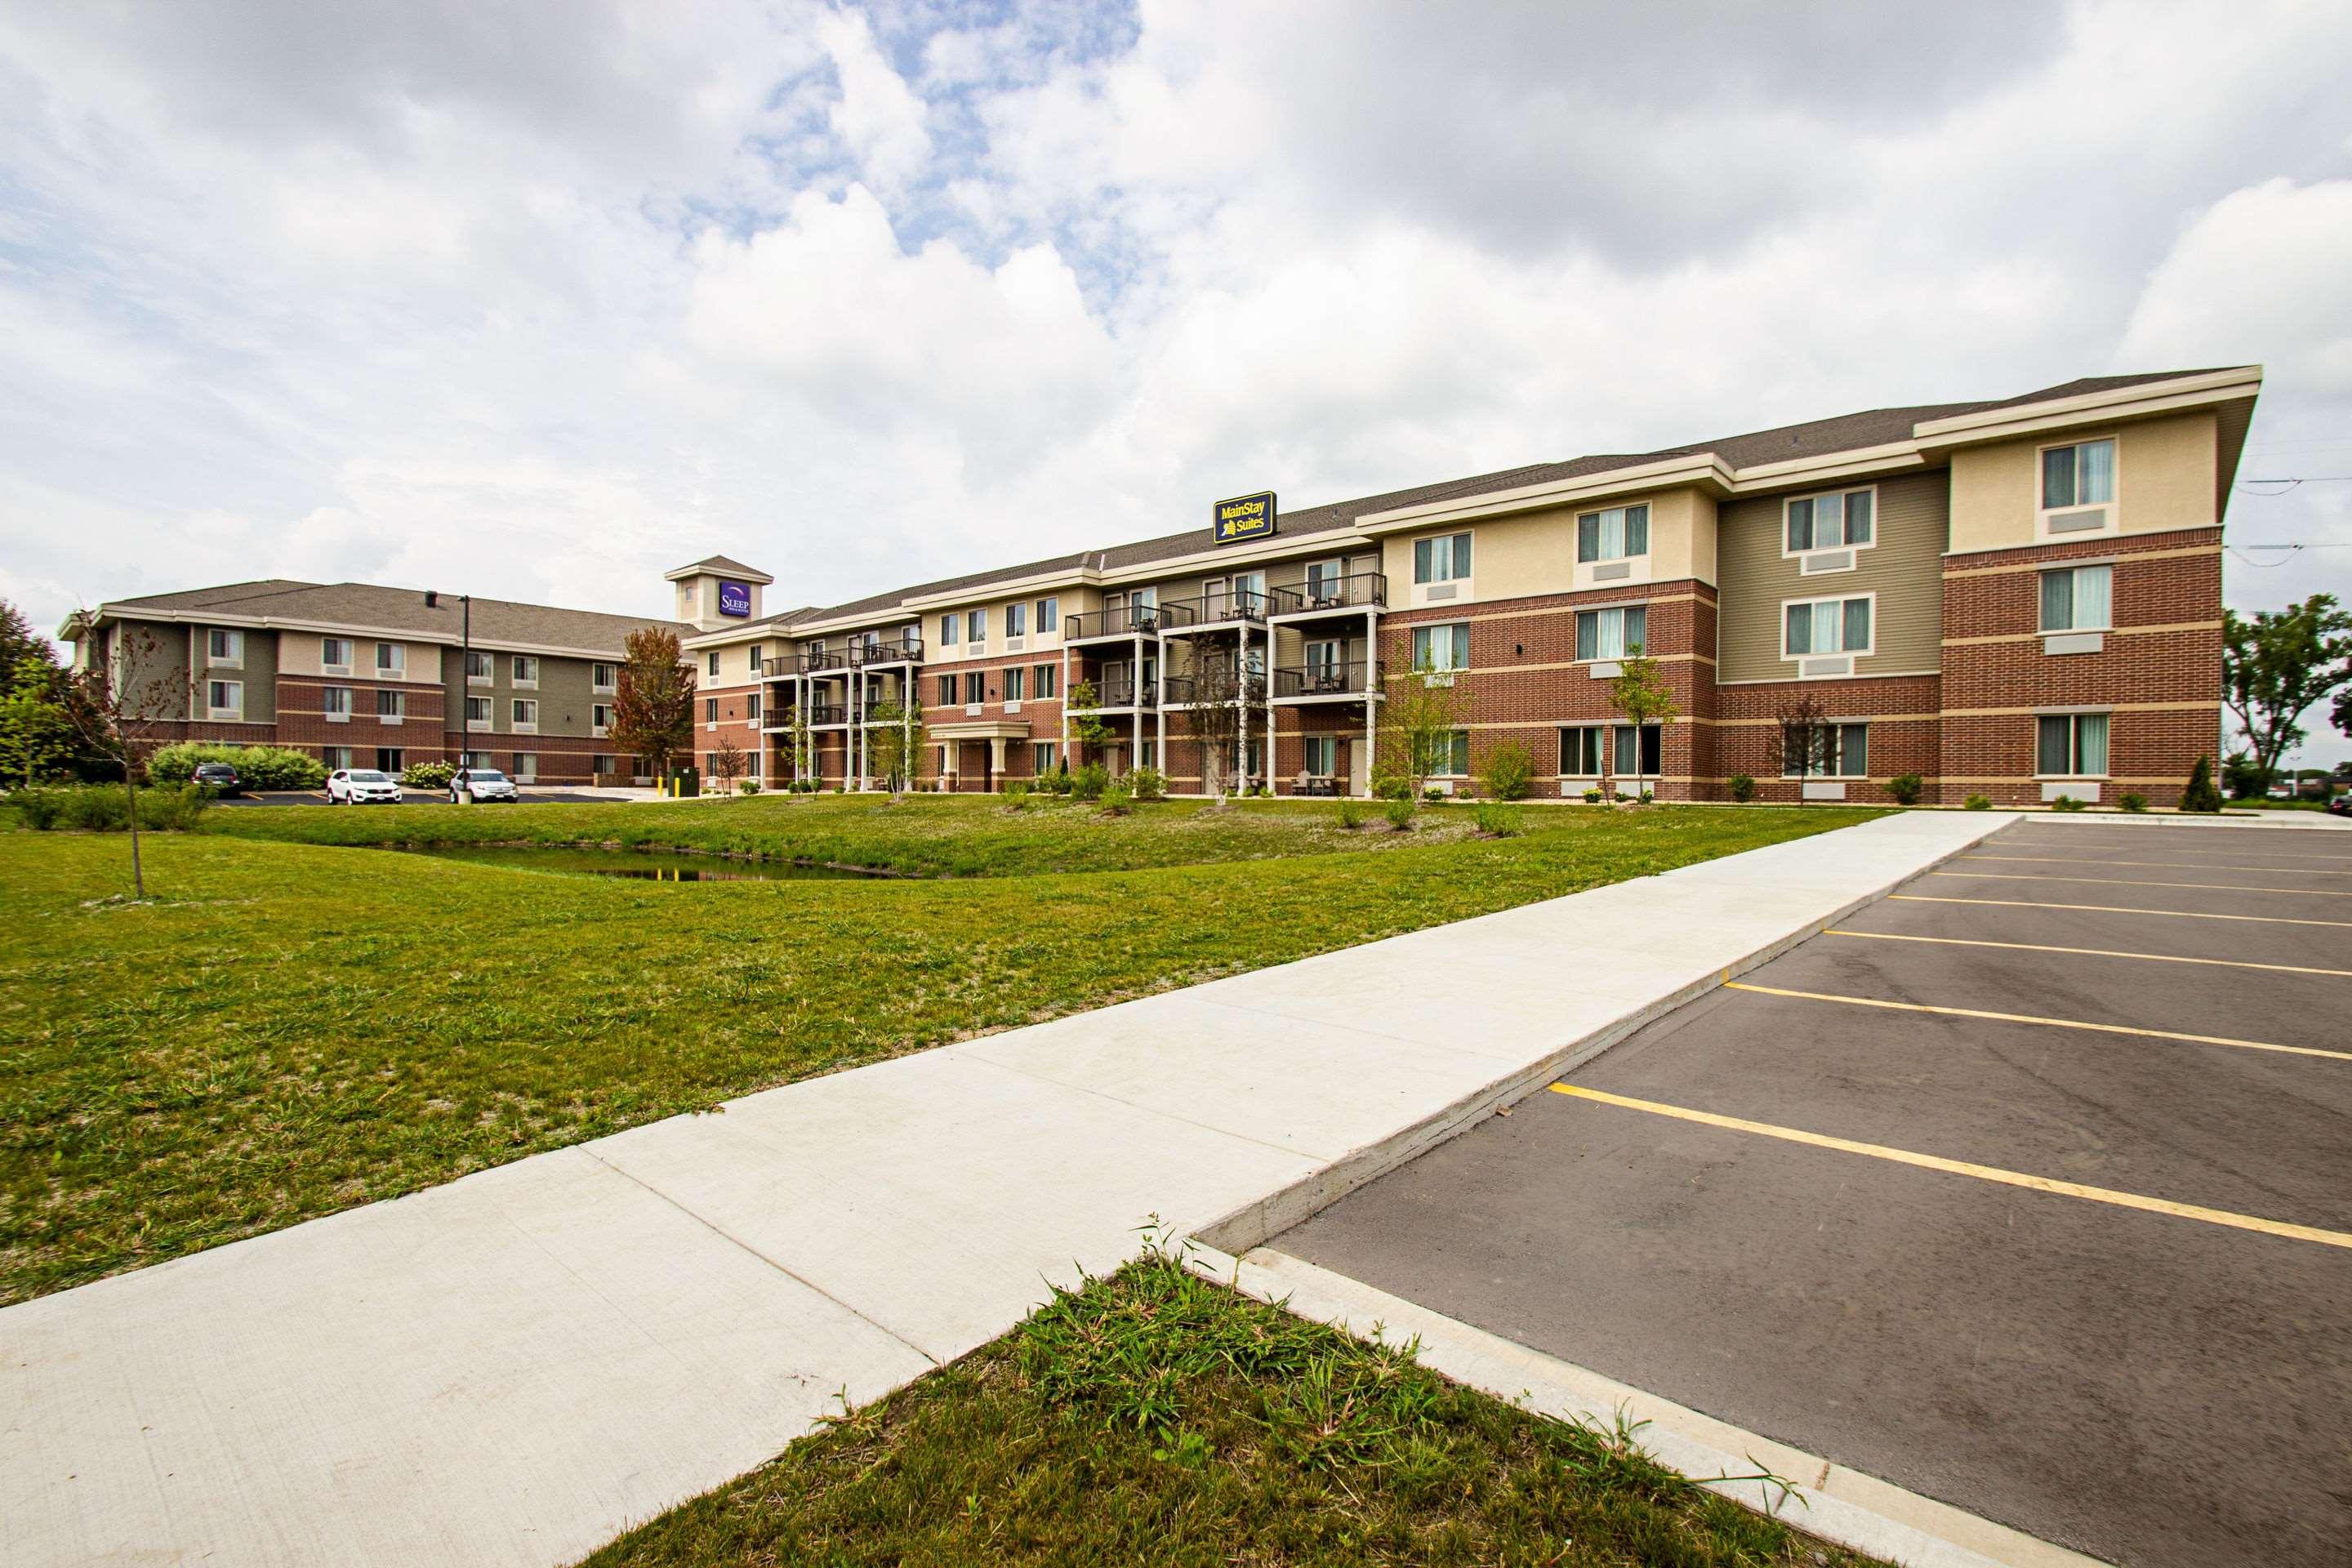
[449,767,519,804]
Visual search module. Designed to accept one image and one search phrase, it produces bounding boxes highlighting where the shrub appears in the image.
[1334,796,1365,829]
[1384,796,1416,830]
[1727,773,1755,804]
[738,778,761,795]
[1885,773,1925,806]
[1474,802,1520,836]
[1128,766,1167,802]
[401,760,457,790]
[1099,782,1134,816]
[1964,793,1992,811]
[1071,762,1109,802]
[2182,755,2223,813]
[1044,767,1073,796]
[11,786,66,829]
[1582,787,1602,804]
[147,741,325,791]
[1004,780,1033,811]
[1476,739,1535,801]
[2116,791,2147,813]
[18,783,211,831]
[1370,768,1411,802]
[1639,790,1655,804]
[2050,794,2087,813]
[1422,785,1448,802]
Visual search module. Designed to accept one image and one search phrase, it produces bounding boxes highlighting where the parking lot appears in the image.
[212,789,613,807]
[1275,820,2352,1568]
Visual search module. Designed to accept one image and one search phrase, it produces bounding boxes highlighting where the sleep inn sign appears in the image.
[1213,491,1276,545]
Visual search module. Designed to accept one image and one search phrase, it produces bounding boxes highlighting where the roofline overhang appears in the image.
[1909,366,2264,445]
[664,562,774,585]
[83,605,657,663]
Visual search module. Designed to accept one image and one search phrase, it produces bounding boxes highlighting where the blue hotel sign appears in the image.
[718,581,752,618]
[1213,491,1276,546]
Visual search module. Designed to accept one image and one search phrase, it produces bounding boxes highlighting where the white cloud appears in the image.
[815,8,931,195]
[2122,179,2352,394]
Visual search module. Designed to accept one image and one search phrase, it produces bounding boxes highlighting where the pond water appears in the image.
[400,844,886,883]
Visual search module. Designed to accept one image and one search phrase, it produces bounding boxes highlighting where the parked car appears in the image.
[450,767,519,804]
[2329,791,2352,818]
[327,768,403,804]
[188,761,243,796]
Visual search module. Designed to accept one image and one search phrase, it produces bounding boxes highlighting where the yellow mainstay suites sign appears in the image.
[1212,491,1277,545]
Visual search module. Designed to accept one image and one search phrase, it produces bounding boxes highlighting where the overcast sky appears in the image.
[5,1,2350,760]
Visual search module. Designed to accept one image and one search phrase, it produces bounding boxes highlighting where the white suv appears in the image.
[450,767,519,804]
[327,768,403,805]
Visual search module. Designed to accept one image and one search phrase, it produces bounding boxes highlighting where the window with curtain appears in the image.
[1611,724,1663,778]
[1036,597,1058,634]
[1035,663,1058,698]
[937,675,956,705]
[1411,622,1471,670]
[1575,604,1647,660]
[1413,532,1472,583]
[1576,504,1650,563]
[1783,596,1872,657]
[1006,603,1027,637]
[1785,488,1875,551]
[1004,666,1025,702]
[1781,722,1869,777]
[967,608,986,644]
[2039,564,2113,631]
[939,614,958,646]
[1560,726,1606,776]
[2041,439,2116,510]
[2038,712,2109,775]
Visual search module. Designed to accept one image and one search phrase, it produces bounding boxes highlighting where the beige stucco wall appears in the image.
[1717,468,1949,683]
[1378,487,1717,605]
[276,635,440,684]
[1949,409,2219,554]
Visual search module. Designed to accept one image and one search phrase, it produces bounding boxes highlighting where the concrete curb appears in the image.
[1192,812,2022,1257]
[2029,811,2352,832]
[1196,1247,2108,1568]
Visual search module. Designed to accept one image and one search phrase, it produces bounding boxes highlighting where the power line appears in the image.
[2238,477,2352,490]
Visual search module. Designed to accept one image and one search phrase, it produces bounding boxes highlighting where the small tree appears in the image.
[2223,595,2352,792]
[0,653,74,788]
[782,707,814,795]
[2182,754,2224,813]
[1066,679,1115,767]
[867,690,927,800]
[62,623,180,898]
[1477,737,1535,800]
[1177,647,1262,805]
[709,733,746,795]
[1382,653,1467,804]
[1767,691,1830,791]
[1607,648,1679,801]
[610,627,696,781]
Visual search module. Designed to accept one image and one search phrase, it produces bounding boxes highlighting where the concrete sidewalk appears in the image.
[2,810,2012,1568]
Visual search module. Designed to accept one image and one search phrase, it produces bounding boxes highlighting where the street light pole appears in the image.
[428,590,471,766]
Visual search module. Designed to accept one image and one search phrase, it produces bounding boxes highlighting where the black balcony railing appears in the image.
[1272,658,1385,699]
[804,702,848,725]
[1269,572,1388,616]
[1160,667,1268,706]
[1071,675,1156,710]
[853,638,924,666]
[1064,601,1197,640]
[1178,586,1272,625]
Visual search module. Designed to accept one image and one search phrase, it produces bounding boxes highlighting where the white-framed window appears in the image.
[512,655,539,687]
[1411,622,1471,673]
[705,697,719,726]
[375,747,403,774]
[206,627,243,667]
[2037,711,2109,777]
[466,650,492,684]
[464,750,493,770]
[1004,666,1026,703]
[511,697,538,733]
[1613,724,1663,779]
[1304,734,1338,777]
[321,685,351,723]
[746,644,762,672]
[1577,504,1650,563]
[1784,488,1876,554]
[592,702,612,737]
[375,688,404,723]
[322,746,354,771]
[746,692,761,723]
[2040,438,2116,514]
[1034,741,1061,774]
[1036,596,1059,636]
[207,679,243,719]
[1036,662,1059,699]
[745,749,762,778]
[513,753,537,783]
[938,613,959,648]
[321,637,353,671]
[375,641,403,675]
[466,695,491,729]
[1435,729,1471,777]
[1413,532,1472,584]
[1560,725,1606,777]
[1783,721,1869,778]
[2039,564,2113,632]
[592,662,617,692]
[963,670,985,705]
[705,651,719,678]
[1006,602,1027,638]
[1783,595,1873,658]
[967,608,986,646]
[1575,604,1647,661]
[593,754,616,776]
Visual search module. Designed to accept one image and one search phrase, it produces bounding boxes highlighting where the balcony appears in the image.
[803,702,849,727]
[1068,675,1156,710]
[763,650,854,677]
[1172,586,1272,626]
[1270,572,1387,617]
[852,638,924,666]
[1160,667,1267,708]
[1063,601,1197,642]
[1272,658,1386,702]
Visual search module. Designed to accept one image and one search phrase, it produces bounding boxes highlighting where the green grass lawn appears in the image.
[586,1249,1886,1568]
[1,796,1877,1304]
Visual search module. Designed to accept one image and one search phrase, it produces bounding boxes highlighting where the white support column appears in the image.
[989,736,1004,791]
[1154,629,1167,777]
[1059,641,1070,766]
[1265,630,1277,795]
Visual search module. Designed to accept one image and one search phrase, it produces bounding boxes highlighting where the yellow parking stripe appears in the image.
[1933,871,2352,898]
[1890,895,2352,929]
[1822,928,2352,979]
[1964,854,2352,877]
[1721,981,2352,1062]
[1547,1083,2352,1250]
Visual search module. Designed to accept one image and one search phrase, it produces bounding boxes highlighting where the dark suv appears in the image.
[189,761,243,797]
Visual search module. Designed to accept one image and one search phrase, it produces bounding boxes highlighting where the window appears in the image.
[376,747,404,774]
[1306,559,1343,601]
[593,662,617,692]
[1784,488,1875,552]
[1783,595,1872,657]
[1413,532,1472,584]
[1575,604,1648,661]
[746,693,761,723]
[1035,662,1058,699]
[464,751,493,770]
[967,608,986,646]
[1006,602,1027,638]
[466,695,491,728]
[322,637,353,670]
[322,746,354,771]
[963,670,984,705]
[592,702,612,736]
[207,628,242,666]
[376,642,403,674]
[207,679,243,718]
[1410,622,1471,672]
[466,650,492,683]
[512,698,538,731]
[2038,712,2109,777]
[322,686,351,722]
[375,688,404,721]
[593,755,616,776]
[2041,439,2116,510]
[1613,724,1664,779]
[1561,725,1606,777]
[746,644,762,672]
[1577,504,1650,563]
[1036,596,1059,635]
[936,675,956,706]
[704,697,719,724]
[1304,735,1338,777]
[705,651,719,678]
[512,656,539,686]
[513,753,537,783]
[1004,666,1026,702]
[1782,723,1869,778]
[1439,729,1472,777]
[745,749,762,778]
[939,613,959,648]
[2040,564,2113,632]
[1034,741,1061,775]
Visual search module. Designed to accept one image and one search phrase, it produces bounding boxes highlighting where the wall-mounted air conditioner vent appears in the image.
[1592,561,1633,581]
[2047,508,2109,534]
[1424,583,1457,600]
[1799,655,1852,679]
[2042,631,2103,656]
[1587,661,1623,679]
[1800,550,1855,575]
[1802,780,1847,800]
[1005,637,1025,653]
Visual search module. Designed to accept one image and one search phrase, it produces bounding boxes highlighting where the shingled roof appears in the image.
[98,579,693,652]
